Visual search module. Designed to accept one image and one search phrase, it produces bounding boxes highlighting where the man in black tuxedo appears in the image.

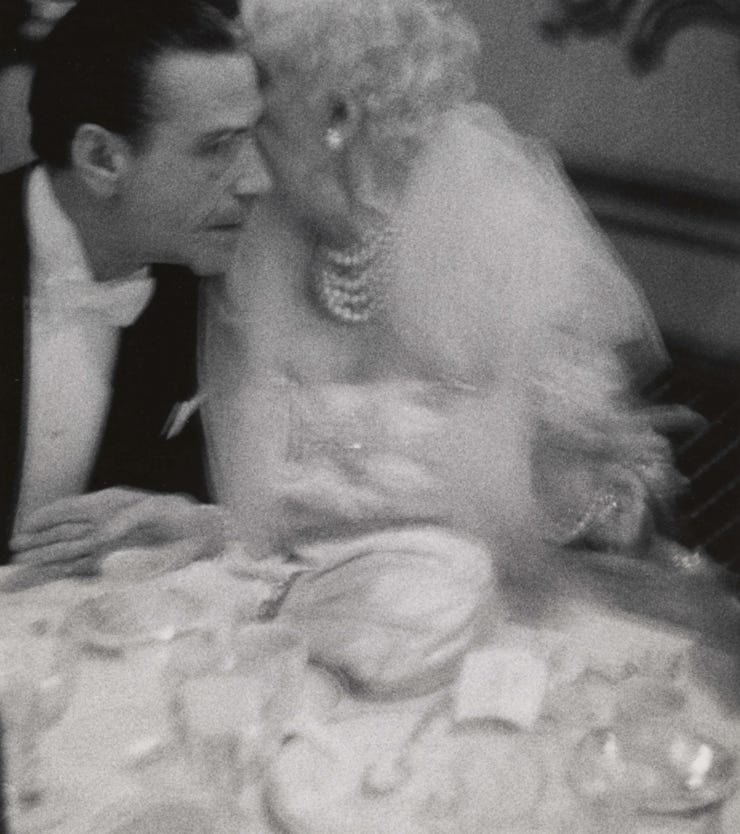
[0,0,271,567]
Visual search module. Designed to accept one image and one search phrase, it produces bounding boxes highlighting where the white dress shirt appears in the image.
[13,167,154,531]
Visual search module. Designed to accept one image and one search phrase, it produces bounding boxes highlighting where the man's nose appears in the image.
[231,141,273,197]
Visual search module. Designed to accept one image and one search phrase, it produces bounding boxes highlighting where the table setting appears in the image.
[0,533,738,834]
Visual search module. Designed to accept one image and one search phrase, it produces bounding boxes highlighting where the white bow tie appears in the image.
[34,268,155,328]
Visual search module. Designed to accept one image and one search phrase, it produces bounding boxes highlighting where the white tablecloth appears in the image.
[1,558,738,833]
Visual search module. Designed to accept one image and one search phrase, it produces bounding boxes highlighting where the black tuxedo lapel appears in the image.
[90,265,209,502]
[0,167,30,564]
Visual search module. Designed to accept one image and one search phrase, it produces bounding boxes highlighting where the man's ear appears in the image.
[70,124,131,197]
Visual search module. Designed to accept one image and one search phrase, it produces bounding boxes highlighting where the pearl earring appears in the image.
[324,127,344,151]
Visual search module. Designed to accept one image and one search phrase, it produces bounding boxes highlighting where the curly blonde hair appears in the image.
[247,0,479,185]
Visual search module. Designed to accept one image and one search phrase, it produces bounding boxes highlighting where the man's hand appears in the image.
[10,488,228,573]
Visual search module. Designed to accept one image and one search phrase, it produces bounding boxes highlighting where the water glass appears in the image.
[567,677,737,833]
[173,622,308,805]
[0,632,78,831]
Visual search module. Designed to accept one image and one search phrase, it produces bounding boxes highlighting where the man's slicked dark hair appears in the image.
[29,0,244,167]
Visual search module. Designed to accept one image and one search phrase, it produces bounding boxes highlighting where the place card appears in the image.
[454,647,548,730]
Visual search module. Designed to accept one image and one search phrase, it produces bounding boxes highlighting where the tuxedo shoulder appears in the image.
[0,164,31,223]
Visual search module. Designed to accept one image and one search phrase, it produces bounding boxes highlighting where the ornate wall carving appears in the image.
[540,0,740,71]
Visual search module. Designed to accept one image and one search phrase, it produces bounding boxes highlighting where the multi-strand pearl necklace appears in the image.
[311,217,396,325]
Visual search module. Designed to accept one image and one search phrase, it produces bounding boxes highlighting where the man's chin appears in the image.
[187,259,230,279]
[188,242,240,278]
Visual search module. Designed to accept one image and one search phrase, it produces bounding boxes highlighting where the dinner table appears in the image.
[0,542,738,834]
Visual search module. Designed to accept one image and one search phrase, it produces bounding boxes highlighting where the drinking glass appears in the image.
[170,621,308,827]
[0,631,79,832]
[567,676,738,833]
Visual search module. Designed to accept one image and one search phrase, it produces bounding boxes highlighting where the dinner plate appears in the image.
[61,586,203,651]
[266,710,546,833]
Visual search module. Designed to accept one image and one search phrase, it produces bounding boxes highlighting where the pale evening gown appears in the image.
[200,105,679,574]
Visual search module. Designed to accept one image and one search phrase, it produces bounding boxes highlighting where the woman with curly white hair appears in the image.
[203,0,684,559]
[193,0,738,693]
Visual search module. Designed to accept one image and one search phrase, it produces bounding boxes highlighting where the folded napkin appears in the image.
[276,526,494,698]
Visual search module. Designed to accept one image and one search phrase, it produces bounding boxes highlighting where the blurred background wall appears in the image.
[0,0,77,171]
[458,0,740,364]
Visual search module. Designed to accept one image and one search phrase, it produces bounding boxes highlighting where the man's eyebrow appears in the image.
[198,126,253,145]
[204,127,239,140]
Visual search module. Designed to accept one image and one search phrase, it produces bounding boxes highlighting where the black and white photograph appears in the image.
[0,1,738,831]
